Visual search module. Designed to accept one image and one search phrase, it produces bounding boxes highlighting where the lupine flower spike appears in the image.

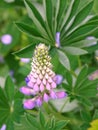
[20,43,67,109]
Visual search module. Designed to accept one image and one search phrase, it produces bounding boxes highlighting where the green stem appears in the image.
[77,56,82,68]
[69,70,77,78]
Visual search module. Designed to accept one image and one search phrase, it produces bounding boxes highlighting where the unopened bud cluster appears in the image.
[20,43,67,109]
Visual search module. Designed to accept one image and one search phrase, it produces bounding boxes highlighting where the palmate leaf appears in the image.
[14,0,98,70]
[63,66,98,106]
[0,76,24,130]
[15,113,68,130]
[67,1,93,32]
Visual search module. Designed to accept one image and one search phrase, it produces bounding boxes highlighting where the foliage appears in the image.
[0,0,98,130]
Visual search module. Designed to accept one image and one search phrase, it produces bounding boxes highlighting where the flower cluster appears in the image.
[20,44,67,109]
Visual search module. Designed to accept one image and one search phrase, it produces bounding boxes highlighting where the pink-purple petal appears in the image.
[20,86,35,95]
[50,91,57,99]
[23,99,35,109]
[56,91,67,99]
[43,93,50,102]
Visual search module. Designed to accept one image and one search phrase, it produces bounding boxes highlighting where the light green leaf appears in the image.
[63,46,88,55]
[71,38,97,48]
[57,49,70,70]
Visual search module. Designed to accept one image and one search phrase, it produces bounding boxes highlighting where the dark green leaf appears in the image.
[56,0,68,31]
[55,120,69,129]
[26,114,40,129]
[80,110,91,122]
[13,44,36,58]
[39,111,45,127]
[69,1,93,31]
[4,76,14,103]
[93,110,98,119]
[24,0,48,39]
[75,65,88,87]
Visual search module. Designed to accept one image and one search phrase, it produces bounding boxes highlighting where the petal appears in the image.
[25,77,30,84]
[43,78,46,85]
[33,83,39,92]
[37,77,41,85]
[27,81,34,88]
[20,87,35,95]
[40,83,44,92]
[50,91,57,99]
[1,124,6,130]
[36,97,43,107]
[56,91,67,99]
[43,93,50,102]
[23,99,35,109]
[46,83,51,90]
[54,75,63,85]
[51,82,56,88]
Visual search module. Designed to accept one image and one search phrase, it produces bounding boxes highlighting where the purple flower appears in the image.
[50,91,57,99]
[36,96,43,107]
[20,86,35,95]
[0,124,6,130]
[56,91,67,99]
[1,34,12,45]
[20,44,67,109]
[54,75,63,85]
[23,99,35,109]
[86,36,97,45]
[55,32,60,47]
[20,58,30,63]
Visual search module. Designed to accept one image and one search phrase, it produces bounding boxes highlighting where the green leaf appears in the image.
[56,0,68,31]
[55,120,69,129]
[4,76,14,103]
[80,110,91,122]
[69,1,93,31]
[39,111,45,127]
[15,22,51,45]
[63,46,88,55]
[57,49,70,70]
[44,0,52,30]
[61,0,80,36]
[64,21,98,43]
[65,71,72,86]
[24,0,48,39]
[75,65,88,88]
[93,110,98,119]
[71,38,97,48]
[13,44,36,58]
[26,114,41,129]
[15,22,42,38]
[14,115,37,130]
